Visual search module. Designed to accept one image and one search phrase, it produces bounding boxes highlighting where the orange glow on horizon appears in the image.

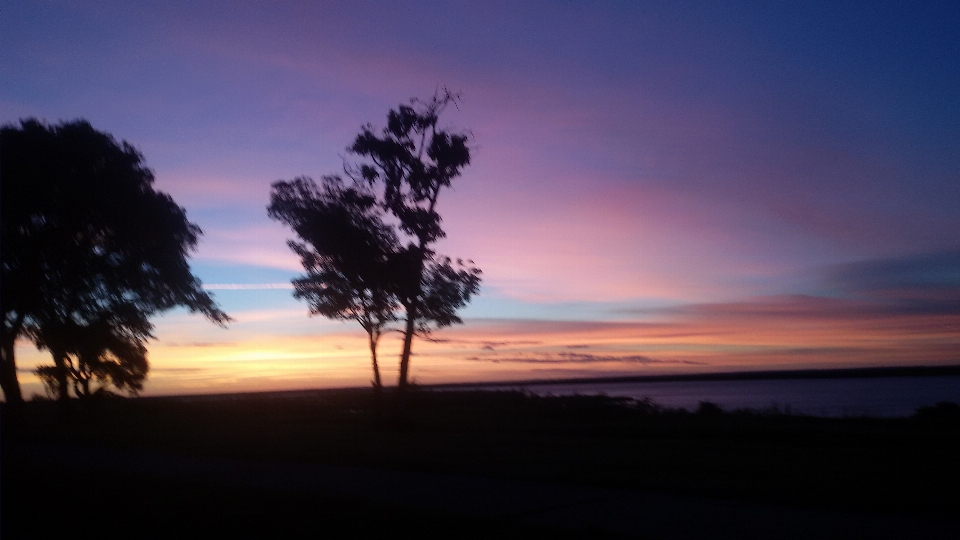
[13,294,958,399]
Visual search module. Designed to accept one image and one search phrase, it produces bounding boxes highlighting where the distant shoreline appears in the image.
[128,364,960,403]
[429,364,960,389]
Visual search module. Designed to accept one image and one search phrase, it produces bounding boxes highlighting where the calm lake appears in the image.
[483,375,960,417]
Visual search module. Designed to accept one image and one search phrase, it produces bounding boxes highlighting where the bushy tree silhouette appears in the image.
[270,91,480,395]
[349,91,481,391]
[0,119,229,403]
[33,305,151,399]
[268,176,399,390]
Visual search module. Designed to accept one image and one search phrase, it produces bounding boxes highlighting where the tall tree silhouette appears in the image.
[348,90,480,392]
[268,176,399,390]
[0,119,229,403]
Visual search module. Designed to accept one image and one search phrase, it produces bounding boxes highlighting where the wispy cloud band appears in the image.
[466,353,703,365]
[203,283,295,290]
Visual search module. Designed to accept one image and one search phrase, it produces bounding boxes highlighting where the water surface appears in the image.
[488,376,960,417]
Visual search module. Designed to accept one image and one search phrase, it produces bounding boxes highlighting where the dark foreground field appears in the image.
[4,389,960,538]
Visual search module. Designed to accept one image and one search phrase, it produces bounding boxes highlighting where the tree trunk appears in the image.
[397,224,431,417]
[395,302,419,421]
[368,332,385,418]
[1,314,26,405]
[397,302,417,391]
[1,336,24,404]
[53,351,70,402]
[367,334,383,419]
[369,333,382,389]
[398,241,426,393]
[52,350,71,421]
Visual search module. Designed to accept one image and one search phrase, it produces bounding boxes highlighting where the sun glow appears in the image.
[14,293,960,399]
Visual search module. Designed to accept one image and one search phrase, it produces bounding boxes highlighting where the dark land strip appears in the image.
[6,442,959,539]
[4,390,960,538]
[429,364,960,389]
[70,365,960,405]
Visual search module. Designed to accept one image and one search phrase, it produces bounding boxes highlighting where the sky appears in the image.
[3,1,959,397]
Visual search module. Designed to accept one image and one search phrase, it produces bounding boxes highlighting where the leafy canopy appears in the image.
[1,118,228,400]
[268,91,481,392]
[268,175,400,333]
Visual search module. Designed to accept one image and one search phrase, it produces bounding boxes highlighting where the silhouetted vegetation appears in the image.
[0,119,229,405]
[4,391,959,535]
[912,401,960,424]
[5,111,955,537]
[33,306,150,399]
[268,91,481,396]
[3,456,597,540]
[695,400,724,416]
[351,90,481,394]
[269,176,399,391]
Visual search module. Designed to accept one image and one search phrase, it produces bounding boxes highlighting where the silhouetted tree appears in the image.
[268,176,399,390]
[0,119,229,404]
[33,305,151,399]
[348,90,480,391]
[268,92,480,397]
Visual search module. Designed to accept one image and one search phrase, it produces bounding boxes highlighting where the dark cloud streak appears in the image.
[466,353,703,366]
[822,249,960,315]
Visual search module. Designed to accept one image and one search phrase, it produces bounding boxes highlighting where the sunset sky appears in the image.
[3,1,959,397]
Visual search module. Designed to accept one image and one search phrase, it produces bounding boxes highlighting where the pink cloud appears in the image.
[194,224,300,270]
[155,174,271,208]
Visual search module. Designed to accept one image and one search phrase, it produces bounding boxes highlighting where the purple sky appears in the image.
[3,1,959,395]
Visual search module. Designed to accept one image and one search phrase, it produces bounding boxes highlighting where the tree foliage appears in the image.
[268,176,399,388]
[34,307,150,399]
[0,119,228,403]
[349,90,480,390]
[418,256,482,335]
[269,90,481,393]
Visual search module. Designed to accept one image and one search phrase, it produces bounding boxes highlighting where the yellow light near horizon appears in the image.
[10,299,960,400]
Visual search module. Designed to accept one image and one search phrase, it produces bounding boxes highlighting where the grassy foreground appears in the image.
[4,389,960,535]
